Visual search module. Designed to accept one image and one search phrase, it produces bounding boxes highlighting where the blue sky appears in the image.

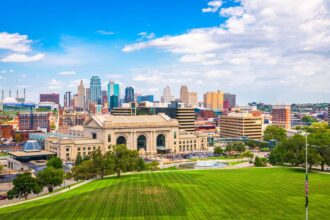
[0,0,329,104]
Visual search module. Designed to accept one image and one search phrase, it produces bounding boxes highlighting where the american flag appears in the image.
[305,175,309,208]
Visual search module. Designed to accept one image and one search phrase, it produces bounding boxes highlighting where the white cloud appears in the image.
[122,0,330,103]
[48,79,63,90]
[138,32,155,40]
[0,32,32,52]
[1,53,45,62]
[58,71,76,76]
[97,30,115,35]
[202,1,222,13]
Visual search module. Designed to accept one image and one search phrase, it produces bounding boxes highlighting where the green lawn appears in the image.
[0,168,329,219]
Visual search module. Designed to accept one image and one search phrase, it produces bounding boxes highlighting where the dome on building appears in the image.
[3,97,18,104]
[23,140,42,152]
[25,100,35,105]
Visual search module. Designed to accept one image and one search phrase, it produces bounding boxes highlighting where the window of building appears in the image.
[108,134,111,142]
[83,147,86,150]
[66,148,70,152]
[108,146,111,150]
[83,152,86,156]
[92,132,97,139]
[174,131,177,139]
[88,147,91,150]
[77,147,81,151]
[66,153,69,157]
[93,147,96,150]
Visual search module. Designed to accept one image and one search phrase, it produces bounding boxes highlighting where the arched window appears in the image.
[116,136,126,145]
[157,134,165,149]
[137,135,147,151]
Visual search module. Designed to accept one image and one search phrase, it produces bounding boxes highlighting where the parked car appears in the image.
[0,192,7,200]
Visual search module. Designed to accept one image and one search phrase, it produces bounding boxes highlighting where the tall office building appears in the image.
[224,93,236,109]
[64,91,72,108]
[271,105,291,129]
[203,90,224,111]
[161,86,174,103]
[124,86,135,103]
[188,92,198,107]
[18,112,50,132]
[90,76,102,105]
[220,112,263,140]
[180,85,189,106]
[107,80,120,109]
[40,93,60,105]
[77,80,85,110]
[101,90,108,105]
[137,95,154,103]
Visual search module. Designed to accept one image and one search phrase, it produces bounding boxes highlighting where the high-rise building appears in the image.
[203,90,224,111]
[18,112,51,132]
[180,85,189,106]
[161,86,174,103]
[176,108,195,132]
[188,92,198,107]
[137,95,154,103]
[271,105,291,129]
[124,86,135,103]
[101,90,108,106]
[72,94,79,109]
[224,93,236,109]
[64,91,72,108]
[90,76,102,105]
[107,80,120,109]
[220,113,263,140]
[40,93,60,105]
[77,80,85,110]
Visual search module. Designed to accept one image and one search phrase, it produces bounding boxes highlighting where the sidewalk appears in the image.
[0,179,92,209]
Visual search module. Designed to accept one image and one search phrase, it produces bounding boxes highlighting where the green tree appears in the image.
[37,167,64,192]
[241,151,254,162]
[309,130,330,170]
[109,144,141,177]
[263,125,287,142]
[254,156,267,167]
[71,160,97,181]
[91,149,114,179]
[7,173,42,200]
[136,157,146,171]
[301,115,317,123]
[0,164,3,174]
[214,147,224,155]
[148,160,160,171]
[75,153,83,166]
[47,157,63,169]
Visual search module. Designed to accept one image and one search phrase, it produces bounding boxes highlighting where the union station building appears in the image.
[45,113,208,161]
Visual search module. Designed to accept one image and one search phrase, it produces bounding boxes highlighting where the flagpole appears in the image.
[305,132,308,220]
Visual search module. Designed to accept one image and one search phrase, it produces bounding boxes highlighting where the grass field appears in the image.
[0,168,329,219]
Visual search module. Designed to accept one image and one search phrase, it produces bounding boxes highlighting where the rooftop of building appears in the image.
[86,113,179,128]
[9,150,56,157]
[45,136,103,145]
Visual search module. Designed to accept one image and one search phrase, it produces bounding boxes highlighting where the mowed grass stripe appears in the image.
[0,168,330,219]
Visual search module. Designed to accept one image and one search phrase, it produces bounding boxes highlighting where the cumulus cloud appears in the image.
[122,0,330,103]
[58,71,76,76]
[48,79,63,90]
[202,1,222,13]
[138,32,155,40]
[1,53,45,62]
[0,32,45,62]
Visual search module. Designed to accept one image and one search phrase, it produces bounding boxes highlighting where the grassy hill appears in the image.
[0,168,329,219]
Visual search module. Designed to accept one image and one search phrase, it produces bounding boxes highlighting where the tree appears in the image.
[13,133,23,143]
[263,125,287,142]
[254,156,267,167]
[109,144,141,177]
[241,151,254,162]
[301,115,317,124]
[136,157,146,171]
[225,142,246,156]
[47,157,63,169]
[71,160,97,181]
[308,130,330,170]
[148,160,160,171]
[0,164,3,174]
[91,149,114,179]
[7,172,42,200]
[37,167,64,192]
[75,153,83,166]
[214,147,224,155]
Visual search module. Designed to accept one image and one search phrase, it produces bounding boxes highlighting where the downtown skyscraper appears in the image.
[77,80,85,110]
[161,86,174,103]
[108,80,120,110]
[90,76,102,105]
[124,86,134,103]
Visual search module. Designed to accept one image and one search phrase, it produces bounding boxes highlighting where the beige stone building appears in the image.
[220,112,263,140]
[45,113,208,161]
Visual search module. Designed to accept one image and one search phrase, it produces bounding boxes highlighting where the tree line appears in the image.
[267,123,330,170]
[7,144,158,200]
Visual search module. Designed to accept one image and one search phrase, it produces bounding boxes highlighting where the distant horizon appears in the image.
[1,0,329,104]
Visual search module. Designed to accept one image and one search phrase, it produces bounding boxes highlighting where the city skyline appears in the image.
[0,0,330,105]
